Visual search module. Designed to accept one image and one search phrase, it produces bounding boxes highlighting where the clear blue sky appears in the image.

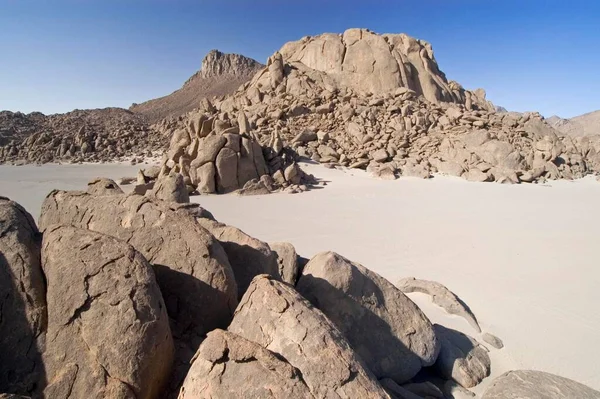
[1,0,599,118]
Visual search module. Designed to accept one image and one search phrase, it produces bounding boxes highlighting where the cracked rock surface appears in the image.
[297,251,439,384]
[178,329,313,399]
[228,274,390,399]
[0,197,45,396]
[41,225,173,398]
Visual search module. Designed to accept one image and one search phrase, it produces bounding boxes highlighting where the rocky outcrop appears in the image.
[146,173,190,204]
[156,112,316,194]
[547,110,600,138]
[228,274,390,398]
[296,251,439,383]
[178,329,313,398]
[130,50,264,124]
[41,225,173,398]
[397,277,481,333]
[482,370,600,399]
[433,325,491,388]
[0,198,45,396]
[196,218,280,299]
[0,108,166,164]
[87,177,124,196]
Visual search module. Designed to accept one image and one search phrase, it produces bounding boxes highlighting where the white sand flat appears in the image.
[1,161,599,392]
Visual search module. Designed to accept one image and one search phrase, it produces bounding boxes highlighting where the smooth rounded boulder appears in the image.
[178,329,313,399]
[296,251,439,383]
[482,370,600,399]
[41,225,173,399]
[0,197,45,396]
[228,274,390,399]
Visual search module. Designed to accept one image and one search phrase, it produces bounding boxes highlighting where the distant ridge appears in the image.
[546,110,600,137]
[130,50,264,124]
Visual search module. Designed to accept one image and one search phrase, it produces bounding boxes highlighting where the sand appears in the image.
[1,161,599,392]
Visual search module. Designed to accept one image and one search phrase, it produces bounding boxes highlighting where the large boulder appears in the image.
[0,198,45,396]
[482,370,600,399]
[39,191,238,338]
[41,225,173,398]
[296,252,439,383]
[433,324,490,388]
[228,274,390,398]
[178,329,313,398]
[147,173,189,204]
[196,218,280,299]
[87,178,124,196]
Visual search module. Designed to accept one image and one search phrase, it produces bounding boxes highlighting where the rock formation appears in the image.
[130,50,264,124]
[297,251,439,383]
[547,110,600,137]
[2,189,599,397]
[152,28,600,186]
[41,225,173,398]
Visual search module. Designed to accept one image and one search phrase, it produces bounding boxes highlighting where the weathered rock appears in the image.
[196,218,280,299]
[38,191,238,338]
[482,370,600,399]
[434,324,490,388]
[178,329,313,398]
[215,147,239,193]
[401,382,443,398]
[270,242,299,285]
[297,252,439,383]
[192,162,216,194]
[293,129,317,144]
[237,178,271,196]
[147,173,190,203]
[87,177,124,195]
[194,135,226,165]
[228,274,390,398]
[41,225,173,399]
[0,198,45,396]
[482,333,504,349]
[397,277,481,333]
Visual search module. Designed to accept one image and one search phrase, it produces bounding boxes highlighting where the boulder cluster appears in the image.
[153,110,316,195]
[156,28,600,185]
[2,183,600,398]
[0,108,167,164]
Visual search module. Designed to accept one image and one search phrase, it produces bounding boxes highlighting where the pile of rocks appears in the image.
[2,183,599,398]
[153,110,316,195]
[0,108,167,164]
[158,28,599,184]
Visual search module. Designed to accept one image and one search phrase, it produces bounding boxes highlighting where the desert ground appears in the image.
[2,161,599,393]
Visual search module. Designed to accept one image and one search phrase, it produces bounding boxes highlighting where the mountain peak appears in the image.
[200,49,263,79]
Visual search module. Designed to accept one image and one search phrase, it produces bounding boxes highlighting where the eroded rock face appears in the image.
[196,218,280,299]
[228,274,390,398]
[178,329,313,398]
[41,225,173,399]
[433,325,490,388]
[0,197,45,396]
[146,173,190,204]
[482,370,600,399]
[296,252,439,383]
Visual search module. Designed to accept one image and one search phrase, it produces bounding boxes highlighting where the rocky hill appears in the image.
[0,108,166,164]
[547,110,600,137]
[130,50,264,123]
[156,28,600,186]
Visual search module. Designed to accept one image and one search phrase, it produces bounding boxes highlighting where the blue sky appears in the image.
[1,0,599,118]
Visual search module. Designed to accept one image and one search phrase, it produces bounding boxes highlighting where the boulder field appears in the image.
[1,183,599,398]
